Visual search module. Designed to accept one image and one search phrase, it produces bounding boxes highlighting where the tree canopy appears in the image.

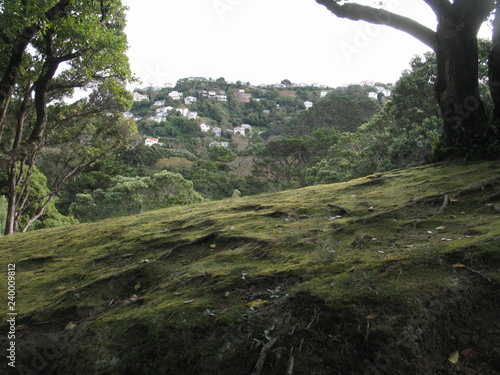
[0,0,136,234]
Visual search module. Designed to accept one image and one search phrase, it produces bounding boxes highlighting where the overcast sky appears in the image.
[122,0,491,88]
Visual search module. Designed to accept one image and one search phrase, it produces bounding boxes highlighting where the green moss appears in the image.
[1,161,500,374]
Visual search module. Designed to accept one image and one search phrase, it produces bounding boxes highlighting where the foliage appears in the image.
[69,171,203,222]
[0,0,135,234]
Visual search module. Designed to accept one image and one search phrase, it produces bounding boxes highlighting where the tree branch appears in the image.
[422,0,452,18]
[315,0,437,50]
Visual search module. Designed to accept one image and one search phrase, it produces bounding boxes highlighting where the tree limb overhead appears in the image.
[315,0,437,50]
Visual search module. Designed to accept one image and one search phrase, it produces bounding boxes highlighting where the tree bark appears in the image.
[435,20,487,149]
[489,1,500,122]
[315,0,496,158]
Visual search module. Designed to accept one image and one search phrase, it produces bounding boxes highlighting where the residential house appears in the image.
[188,112,198,120]
[132,92,149,102]
[200,123,211,133]
[168,91,183,100]
[216,93,228,102]
[320,90,331,98]
[234,126,245,136]
[212,127,222,137]
[232,89,252,103]
[304,101,313,109]
[184,96,197,105]
[145,137,159,146]
[209,141,229,148]
[123,112,134,119]
[153,100,166,107]
[368,92,378,100]
[176,107,189,117]
[241,124,252,133]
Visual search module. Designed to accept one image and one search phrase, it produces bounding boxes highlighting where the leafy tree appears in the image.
[255,138,309,185]
[290,93,379,136]
[208,146,237,162]
[0,0,135,234]
[315,0,500,158]
[69,171,203,222]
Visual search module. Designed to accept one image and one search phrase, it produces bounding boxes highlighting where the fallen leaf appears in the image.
[183,299,196,304]
[461,348,473,356]
[404,245,415,248]
[210,244,216,249]
[65,322,78,331]
[246,299,268,309]
[378,251,385,254]
[122,253,134,259]
[134,281,141,290]
[220,308,228,315]
[448,350,459,364]
[365,312,380,320]
[436,226,446,230]
[174,292,183,296]
[441,238,453,241]
[452,263,466,268]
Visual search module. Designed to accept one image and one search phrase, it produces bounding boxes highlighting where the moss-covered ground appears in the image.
[1,161,500,374]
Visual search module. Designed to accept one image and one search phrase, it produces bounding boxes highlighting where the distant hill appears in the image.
[1,160,500,374]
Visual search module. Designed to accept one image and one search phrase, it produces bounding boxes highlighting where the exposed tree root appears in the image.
[252,336,279,375]
[456,176,500,197]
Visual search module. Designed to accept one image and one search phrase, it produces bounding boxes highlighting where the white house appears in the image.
[234,126,245,136]
[153,100,166,107]
[213,127,222,137]
[176,107,189,117]
[209,141,229,148]
[241,124,252,133]
[132,92,149,102]
[184,96,197,105]
[320,90,331,98]
[188,111,198,120]
[200,123,211,132]
[216,94,228,102]
[168,91,183,100]
[123,112,134,119]
[368,92,378,100]
[304,101,313,109]
[145,137,159,146]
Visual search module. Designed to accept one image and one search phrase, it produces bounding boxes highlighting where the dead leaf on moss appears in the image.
[183,299,196,304]
[452,263,466,268]
[436,226,446,230]
[134,281,141,290]
[448,350,459,364]
[65,322,77,331]
[365,312,379,320]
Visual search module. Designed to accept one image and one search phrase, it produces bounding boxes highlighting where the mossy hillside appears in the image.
[1,161,500,374]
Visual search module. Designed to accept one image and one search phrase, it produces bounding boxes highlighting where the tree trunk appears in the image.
[4,164,19,236]
[434,23,488,154]
[489,1,500,122]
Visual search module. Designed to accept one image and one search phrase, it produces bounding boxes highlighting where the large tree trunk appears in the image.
[434,23,488,153]
[489,1,500,122]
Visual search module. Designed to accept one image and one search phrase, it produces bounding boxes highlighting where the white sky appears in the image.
[122,0,492,88]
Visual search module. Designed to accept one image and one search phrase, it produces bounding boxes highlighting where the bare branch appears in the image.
[315,0,437,50]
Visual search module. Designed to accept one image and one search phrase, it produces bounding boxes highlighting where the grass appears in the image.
[1,160,500,374]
